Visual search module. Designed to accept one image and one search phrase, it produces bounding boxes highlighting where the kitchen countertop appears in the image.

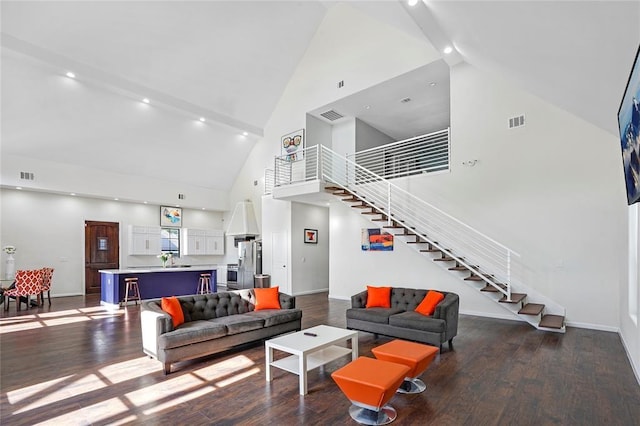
[99,265,219,274]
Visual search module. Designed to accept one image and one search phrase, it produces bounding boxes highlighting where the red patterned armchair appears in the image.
[40,267,54,306]
[4,269,44,311]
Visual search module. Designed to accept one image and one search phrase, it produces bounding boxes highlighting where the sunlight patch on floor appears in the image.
[125,373,209,407]
[142,385,216,416]
[7,375,72,404]
[34,397,135,426]
[15,374,107,414]
[192,354,256,381]
[0,309,124,334]
[0,320,43,333]
[99,357,160,384]
[215,367,261,388]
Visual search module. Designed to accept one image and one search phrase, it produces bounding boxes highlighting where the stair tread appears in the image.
[433,256,454,262]
[539,314,565,329]
[448,266,469,271]
[465,275,484,281]
[361,211,381,215]
[420,248,441,252]
[480,283,507,292]
[351,205,370,209]
[519,303,545,315]
[499,293,527,304]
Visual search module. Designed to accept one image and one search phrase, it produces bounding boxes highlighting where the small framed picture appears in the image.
[304,228,318,244]
[160,206,182,227]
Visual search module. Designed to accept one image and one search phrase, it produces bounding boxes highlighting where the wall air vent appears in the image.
[509,115,525,129]
[320,109,344,121]
[20,171,34,180]
[400,97,412,103]
[178,193,185,200]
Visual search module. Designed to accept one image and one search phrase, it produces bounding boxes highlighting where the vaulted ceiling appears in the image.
[2,1,638,195]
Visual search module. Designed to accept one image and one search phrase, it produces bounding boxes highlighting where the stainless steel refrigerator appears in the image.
[237,240,262,289]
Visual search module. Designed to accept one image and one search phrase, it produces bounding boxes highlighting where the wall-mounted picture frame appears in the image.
[282,129,305,162]
[361,228,394,251]
[304,228,318,244]
[617,43,640,205]
[160,206,182,227]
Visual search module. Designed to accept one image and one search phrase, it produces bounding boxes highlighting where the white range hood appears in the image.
[226,200,260,236]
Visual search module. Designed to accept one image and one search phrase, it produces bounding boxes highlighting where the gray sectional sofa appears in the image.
[346,287,459,352]
[141,289,302,374]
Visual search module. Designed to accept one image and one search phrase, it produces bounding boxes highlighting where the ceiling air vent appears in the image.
[320,109,344,121]
[400,97,412,103]
[508,115,525,129]
[20,171,34,181]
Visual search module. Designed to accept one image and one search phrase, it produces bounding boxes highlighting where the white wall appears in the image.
[0,188,225,296]
[228,2,439,224]
[355,118,395,151]
[291,202,329,295]
[621,204,640,381]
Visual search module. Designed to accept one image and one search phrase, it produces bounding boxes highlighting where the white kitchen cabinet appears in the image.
[128,225,161,255]
[181,228,224,256]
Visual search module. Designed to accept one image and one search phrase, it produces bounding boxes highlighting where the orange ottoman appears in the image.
[331,356,410,425]
[371,339,438,394]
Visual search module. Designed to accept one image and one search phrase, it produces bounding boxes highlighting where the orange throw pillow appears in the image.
[366,286,391,308]
[415,290,445,316]
[161,296,185,327]
[254,286,281,311]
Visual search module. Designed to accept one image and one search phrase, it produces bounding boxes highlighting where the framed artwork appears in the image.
[160,206,182,227]
[304,228,318,244]
[617,44,640,205]
[361,228,394,251]
[282,129,305,162]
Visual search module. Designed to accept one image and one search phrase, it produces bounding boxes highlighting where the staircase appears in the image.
[273,144,566,332]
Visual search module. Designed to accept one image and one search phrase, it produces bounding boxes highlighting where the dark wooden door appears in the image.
[85,221,119,295]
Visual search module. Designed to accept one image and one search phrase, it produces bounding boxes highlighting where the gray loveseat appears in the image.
[346,287,459,352]
[141,289,302,374]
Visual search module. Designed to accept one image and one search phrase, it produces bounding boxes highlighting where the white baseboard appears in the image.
[619,330,640,386]
[293,288,329,297]
[564,320,619,333]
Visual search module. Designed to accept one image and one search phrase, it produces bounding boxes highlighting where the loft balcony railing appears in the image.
[347,128,450,180]
[272,143,523,301]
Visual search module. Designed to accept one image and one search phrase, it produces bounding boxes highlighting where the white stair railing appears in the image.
[347,128,450,179]
[273,144,522,300]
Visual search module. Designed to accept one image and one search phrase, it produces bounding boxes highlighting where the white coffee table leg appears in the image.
[266,344,273,382]
[299,354,308,395]
[351,335,359,360]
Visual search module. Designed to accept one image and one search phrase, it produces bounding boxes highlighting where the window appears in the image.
[161,228,180,257]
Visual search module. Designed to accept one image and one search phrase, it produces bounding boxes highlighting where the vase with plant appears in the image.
[3,246,16,279]
[157,252,172,268]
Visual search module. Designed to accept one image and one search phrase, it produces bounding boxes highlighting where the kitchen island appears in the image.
[99,266,218,308]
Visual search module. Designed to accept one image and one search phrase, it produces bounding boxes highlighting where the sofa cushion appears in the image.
[158,320,227,350]
[254,286,281,310]
[346,307,404,324]
[246,308,302,327]
[389,311,446,333]
[210,314,265,335]
[180,293,252,322]
[161,297,185,327]
[415,291,445,316]
[366,286,392,308]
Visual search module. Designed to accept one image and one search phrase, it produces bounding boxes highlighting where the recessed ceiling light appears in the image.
[364,105,371,110]
[143,201,148,204]
[242,131,249,136]
[408,0,419,6]
[70,193,76,196]
[66,72,76,78]
[443,46,453,54]
[202,207,206,210]
[16,187,22,190]
[142,98,150,104]
[114,198,119,201]
[199,117,206,122]
[429,82,437,87]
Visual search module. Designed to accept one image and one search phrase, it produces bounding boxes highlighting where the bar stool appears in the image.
[197,273,212,294]
[123,277,141,306]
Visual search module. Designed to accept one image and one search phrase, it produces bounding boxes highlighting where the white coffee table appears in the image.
[265,325,358,395]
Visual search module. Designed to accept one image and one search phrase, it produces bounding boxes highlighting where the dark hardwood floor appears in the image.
[1,293,639,425]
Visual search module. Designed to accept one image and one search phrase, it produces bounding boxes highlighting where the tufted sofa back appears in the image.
[150,289,297,323]
[351,287,458,317]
